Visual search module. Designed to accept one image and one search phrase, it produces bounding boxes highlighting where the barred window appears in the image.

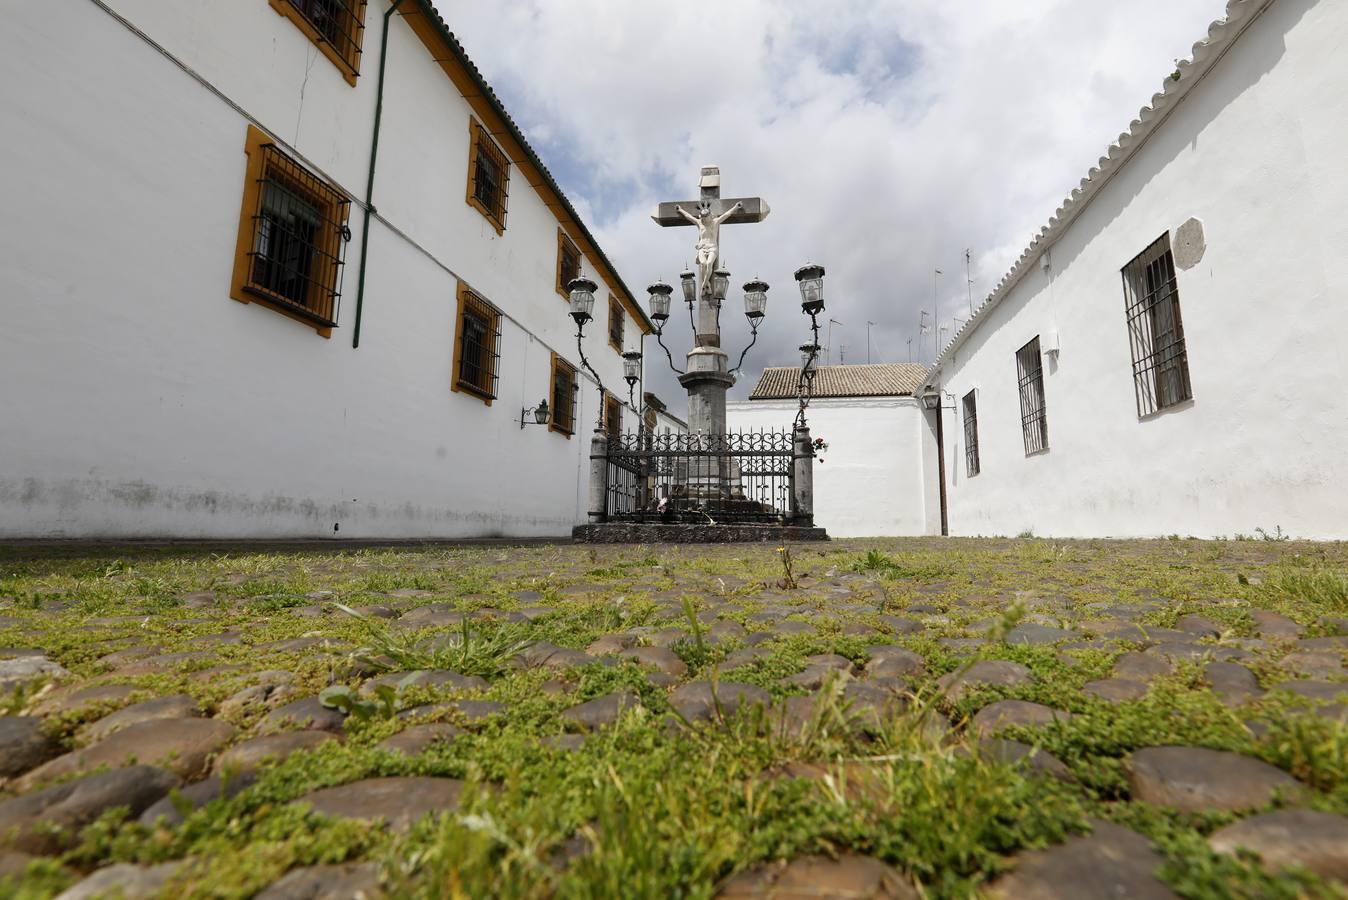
[452,285,501,402]
[550,354,577,436]
[231,127,351,333]
[557,230,581,299]
[608,295,625,351]
[1123,233,1192,417]
[605,394,622,440]
[466,120,509,232]
[1015,337,1048,455]
[270,0,366,85]
[962,389,980,477]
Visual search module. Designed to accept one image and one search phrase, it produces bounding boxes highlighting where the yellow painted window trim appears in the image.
[604,392,623,438]
[450,282,499,407]
[556,228,581,300]
[268,0,366,87]
[549,352,576,438]
[229,124,348,338]
[465,118,508,234]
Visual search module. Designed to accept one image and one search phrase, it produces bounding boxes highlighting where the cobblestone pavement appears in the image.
[1,538,1346,897]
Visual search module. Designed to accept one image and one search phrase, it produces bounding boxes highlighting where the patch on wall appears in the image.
[1173,217,1206,270]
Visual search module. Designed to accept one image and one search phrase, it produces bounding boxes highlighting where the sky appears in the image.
[445,0,1229,405]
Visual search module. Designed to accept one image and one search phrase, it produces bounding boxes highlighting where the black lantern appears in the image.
[567,277,597,325]
[794,264,826,315]
[622,350,642,386]
[679,270,698,305]
[743,279,768,321]
[520,398,550,429]
[646,282,672,325]
[710,268,731,304]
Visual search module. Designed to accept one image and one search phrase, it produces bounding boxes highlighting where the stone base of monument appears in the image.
[572,523,829,544]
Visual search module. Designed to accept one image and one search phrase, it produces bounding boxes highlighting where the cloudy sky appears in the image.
[449,0,1228,404]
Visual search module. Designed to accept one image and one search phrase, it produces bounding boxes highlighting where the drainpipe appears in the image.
[351,0,409,349]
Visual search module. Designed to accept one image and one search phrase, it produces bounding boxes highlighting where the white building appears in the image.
[729,365,935,538]
[920,0,1348,540]
[643,393,690,438]
[1,0,652,539]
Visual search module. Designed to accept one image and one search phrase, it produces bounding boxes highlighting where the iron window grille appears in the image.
[1015,336,1048,455]
[454,288,501,400]
[608,296,625,350]
[468,122,509,231]
[245,143,351,327]
[1122,233,1192,417]
[962,389,980,477]
[551,357,577,435]
[557,231,581,298]
[282,0,364,75]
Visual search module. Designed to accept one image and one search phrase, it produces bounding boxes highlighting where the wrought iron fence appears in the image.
[604,430,796,524]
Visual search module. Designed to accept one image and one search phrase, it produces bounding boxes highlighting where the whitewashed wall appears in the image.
[0,0,640,539]
[929,0,1348,540]
[727,399,936,537]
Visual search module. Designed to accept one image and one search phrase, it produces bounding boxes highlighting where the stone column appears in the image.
[792,424,814,526]
[588,430,609,523]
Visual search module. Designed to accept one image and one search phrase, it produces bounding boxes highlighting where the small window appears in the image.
[608,295,625,351]
[1122,233,1192,417]
[1015,337,1048,455]
[962,390,980,477]
[231,126,351,335]
[452,285,501,403]
[550,353,577,436]
[466,119,509,232]
[269,0,367,86]
[605,394,622,440]
[557,230,581,299]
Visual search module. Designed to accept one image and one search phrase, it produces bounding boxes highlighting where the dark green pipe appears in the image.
[351,0,408,349]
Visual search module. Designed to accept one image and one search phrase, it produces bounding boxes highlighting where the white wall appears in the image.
[727,398,936,537]
[0,0,640,539]
[929,0,1348,540]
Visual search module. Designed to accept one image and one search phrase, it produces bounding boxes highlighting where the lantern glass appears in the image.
[622,351,642,384]
[534,399,550,425]
[679,270,698,305]
[646,283,672,322]
[743,280,768,320]
[711,269,730,303]
[794,264,826,314]
[568,277,596,322]
[799,343,820,372]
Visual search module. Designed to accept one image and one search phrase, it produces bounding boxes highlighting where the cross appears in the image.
[652,166,770,340]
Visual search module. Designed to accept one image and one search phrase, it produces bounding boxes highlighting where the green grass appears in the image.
[1,538,1347,897]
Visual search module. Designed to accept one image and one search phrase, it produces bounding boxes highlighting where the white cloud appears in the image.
[443,0,1228,402]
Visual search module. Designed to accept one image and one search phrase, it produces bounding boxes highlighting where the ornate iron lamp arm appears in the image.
[575,328,606,430]
[730,321,760,375]
[652,327,685,375]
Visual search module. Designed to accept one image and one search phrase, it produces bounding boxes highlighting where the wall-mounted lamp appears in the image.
[520,398,550,429]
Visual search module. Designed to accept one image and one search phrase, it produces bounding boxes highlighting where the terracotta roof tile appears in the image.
[749,363,931,400]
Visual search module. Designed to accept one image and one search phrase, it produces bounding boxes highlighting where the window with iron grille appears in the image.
[557,230,581,299]
[270,0,366,85]
[452,286,501,402]
[962,390,980,477]
[467,120,509,232]
[1122,233,1192,417]
[605,394,622,440]
[1015,337,1048,455]
[550,354,577,436]
[232,127,351,332]
[608,295,625,351]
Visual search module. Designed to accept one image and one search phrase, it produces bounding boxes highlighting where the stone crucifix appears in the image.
[653,165,771,329]
[651,166,770,439]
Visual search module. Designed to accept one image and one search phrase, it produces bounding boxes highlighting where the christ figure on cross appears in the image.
[676,200,744,300]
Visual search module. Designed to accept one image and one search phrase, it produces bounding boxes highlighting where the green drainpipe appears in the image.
[352,0,409,349]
